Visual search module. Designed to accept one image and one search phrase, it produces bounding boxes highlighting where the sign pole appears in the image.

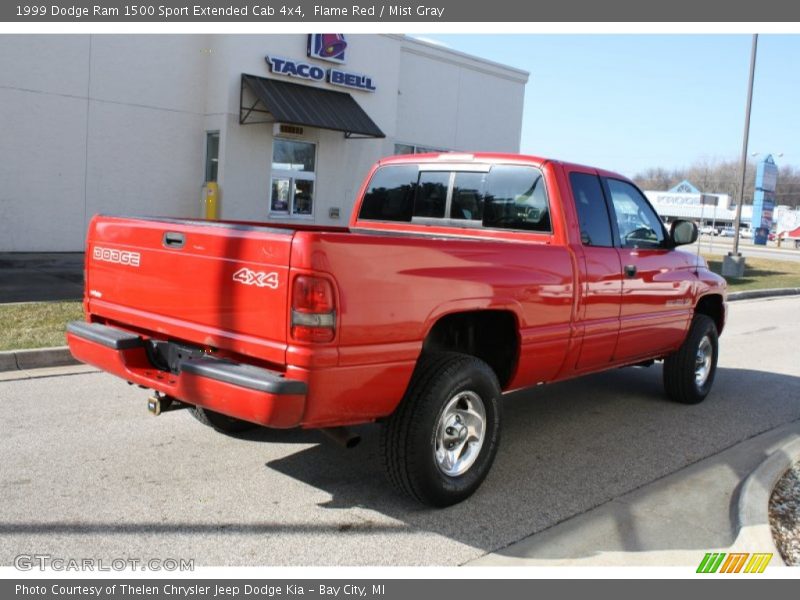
[723,33,758,277]
[710,203,717,254]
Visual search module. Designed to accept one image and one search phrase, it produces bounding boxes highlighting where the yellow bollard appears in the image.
[202,182,219,220]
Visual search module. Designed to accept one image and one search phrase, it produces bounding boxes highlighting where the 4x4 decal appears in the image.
[232,267,279,289]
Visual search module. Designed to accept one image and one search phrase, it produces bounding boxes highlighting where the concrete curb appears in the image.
[732,437,800,565]
[728,288,800,302]
[0,346,78,372]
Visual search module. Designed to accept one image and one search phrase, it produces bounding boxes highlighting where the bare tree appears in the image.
[633,158,799,208]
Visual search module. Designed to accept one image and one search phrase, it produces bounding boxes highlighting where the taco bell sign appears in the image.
[266,57,377,92]
[266,34,376,92]
[308,34,348,64]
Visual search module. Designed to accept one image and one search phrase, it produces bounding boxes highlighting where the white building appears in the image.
[0,34,528,252]
[643,180,741,227]
[645,180,800,233]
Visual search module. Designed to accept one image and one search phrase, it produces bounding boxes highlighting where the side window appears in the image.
[358,165,417,222]
[483,166,551,232]
[569,172,613,247]
[605,178,666,248]
[450,172,486,221]
[413,172,450,218]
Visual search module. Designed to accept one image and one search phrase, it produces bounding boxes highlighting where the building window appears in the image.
[394,143,415,155]
[270,139,316,217]
[394,143,449,155]
[205,131,219,182]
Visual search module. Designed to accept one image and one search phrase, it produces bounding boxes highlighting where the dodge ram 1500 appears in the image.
[68,153,726,506]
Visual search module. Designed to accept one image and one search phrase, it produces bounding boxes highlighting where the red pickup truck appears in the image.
[68,152,726,506]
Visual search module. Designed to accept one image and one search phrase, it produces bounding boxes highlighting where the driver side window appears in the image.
[605,178,665,248]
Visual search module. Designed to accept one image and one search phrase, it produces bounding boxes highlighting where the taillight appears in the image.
[291,275,336,342]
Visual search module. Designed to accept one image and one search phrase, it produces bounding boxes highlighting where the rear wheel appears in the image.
[382,352,502,507]
[663,314,719,404]
[190,406,258,434]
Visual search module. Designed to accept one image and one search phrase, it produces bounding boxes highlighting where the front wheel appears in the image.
[663,314,719,404]
[382,352,502,507]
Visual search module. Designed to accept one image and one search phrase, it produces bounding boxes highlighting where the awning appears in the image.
[239,74,385,139]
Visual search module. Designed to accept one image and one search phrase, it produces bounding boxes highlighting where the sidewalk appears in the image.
[0,252,84,303]
[468,421,800,566]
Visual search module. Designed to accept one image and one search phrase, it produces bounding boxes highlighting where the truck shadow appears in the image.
[260,365,800,557]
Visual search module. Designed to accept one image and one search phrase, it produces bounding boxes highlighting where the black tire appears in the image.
[382,352,502,507]
[190,406,258,434]
[663,314,719,404]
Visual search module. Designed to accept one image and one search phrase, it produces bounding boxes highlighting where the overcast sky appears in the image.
[422,34,799,177]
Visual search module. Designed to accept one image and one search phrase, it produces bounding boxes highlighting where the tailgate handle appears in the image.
[163,232,185,249]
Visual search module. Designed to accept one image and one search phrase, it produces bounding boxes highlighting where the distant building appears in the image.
[645,177,800,233]
[644,180,744,227]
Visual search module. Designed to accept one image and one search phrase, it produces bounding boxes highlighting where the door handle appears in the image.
[163,232,185,249]
[624,264,637,278]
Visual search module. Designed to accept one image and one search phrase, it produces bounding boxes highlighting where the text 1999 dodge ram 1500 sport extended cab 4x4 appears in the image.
[67,153,726,506]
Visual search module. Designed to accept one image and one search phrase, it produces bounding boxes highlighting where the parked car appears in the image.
[739,228,753,239]
[718,227,736,237]
[699,225,715,235]
[67,153,727,507]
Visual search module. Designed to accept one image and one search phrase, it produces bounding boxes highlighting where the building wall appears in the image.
[0,34,208,252]
[0,35,92,252]
[396,39,526,152]
[0,34,528,251]
[84,35,207,223]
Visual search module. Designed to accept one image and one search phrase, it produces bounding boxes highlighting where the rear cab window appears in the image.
[357,163,552,234]
[414,172,450,218]
[357,165,416,222]
[483,166,550,232]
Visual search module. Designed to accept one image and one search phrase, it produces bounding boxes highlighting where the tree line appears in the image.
[633,158,800,209]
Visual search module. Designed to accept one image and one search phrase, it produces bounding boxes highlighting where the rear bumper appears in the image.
[67,321,306,428]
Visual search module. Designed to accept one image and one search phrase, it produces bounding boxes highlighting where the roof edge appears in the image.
[383,34,530,83]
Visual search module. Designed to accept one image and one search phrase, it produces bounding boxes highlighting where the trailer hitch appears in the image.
[147,393,186,416]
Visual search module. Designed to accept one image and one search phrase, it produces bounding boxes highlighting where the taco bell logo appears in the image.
[308,34,347,64]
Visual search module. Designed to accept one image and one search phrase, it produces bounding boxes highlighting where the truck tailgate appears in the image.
[85,216,293,365]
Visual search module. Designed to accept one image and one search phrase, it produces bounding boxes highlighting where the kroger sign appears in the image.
[265,56,377,92]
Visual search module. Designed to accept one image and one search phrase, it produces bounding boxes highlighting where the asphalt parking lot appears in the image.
[1,297,799,566]
[0,253,84,302]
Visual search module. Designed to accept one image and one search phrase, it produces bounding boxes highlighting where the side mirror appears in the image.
[670,220,698,246]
